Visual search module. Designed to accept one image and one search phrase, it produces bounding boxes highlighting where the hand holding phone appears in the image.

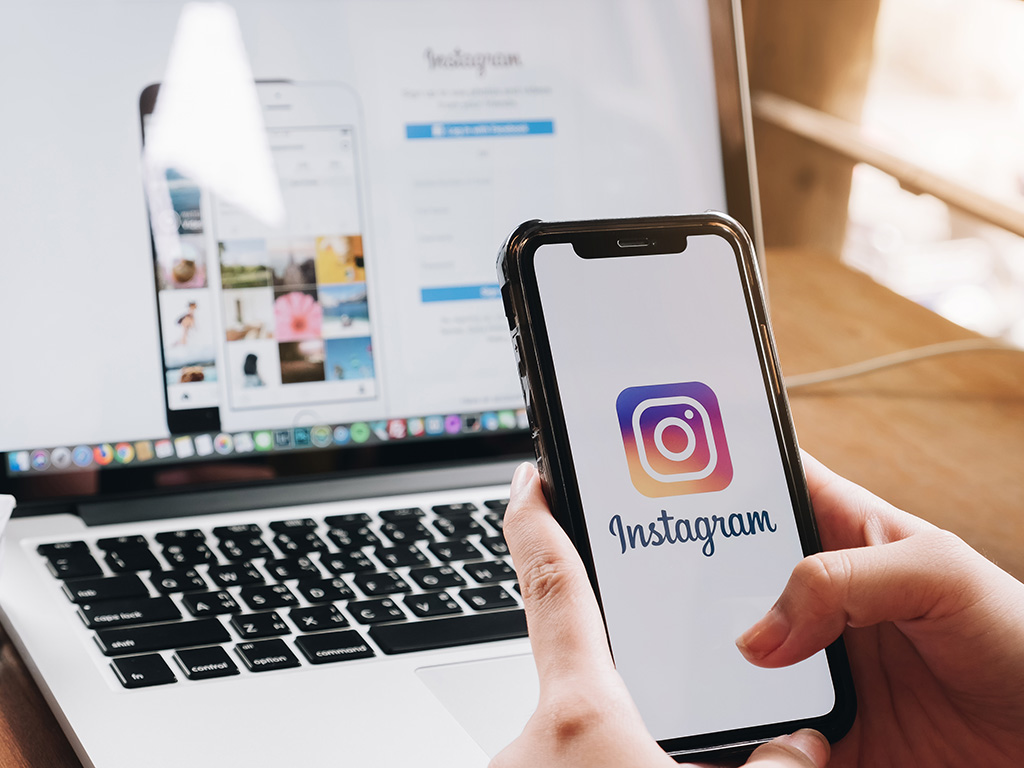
[499,454,1024,768]
[494,461,832,768]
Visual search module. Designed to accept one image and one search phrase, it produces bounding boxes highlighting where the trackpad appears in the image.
[417,654,539,757]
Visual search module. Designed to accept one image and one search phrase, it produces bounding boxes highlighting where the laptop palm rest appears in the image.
[416,653,538,757]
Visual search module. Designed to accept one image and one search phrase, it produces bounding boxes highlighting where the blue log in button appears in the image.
[406,120,555,140]
[421,284,502,303]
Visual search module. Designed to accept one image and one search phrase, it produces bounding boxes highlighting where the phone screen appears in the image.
[532,236,836,742]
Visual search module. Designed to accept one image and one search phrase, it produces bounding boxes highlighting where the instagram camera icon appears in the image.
[616,381,733,497]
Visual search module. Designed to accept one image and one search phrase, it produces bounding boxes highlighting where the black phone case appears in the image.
[496,213,856,761]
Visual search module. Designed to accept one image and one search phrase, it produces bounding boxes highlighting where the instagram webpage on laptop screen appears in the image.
[534,239,835,741]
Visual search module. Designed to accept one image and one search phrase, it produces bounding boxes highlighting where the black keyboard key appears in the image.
[217,536,272,561]
[380,521,432,544]
[408,565,466,590]
[235,639,300,672]
[461,585,518,611]
[484,513,505,534]
[479,536,510,557]
[212,523,263,538]
[155,529,206,545]
[269,518,317,532]
[289,604,348,632]
[182,590,241,617]
[46,553,102,579]
[37,541,89,559]
[483,499,509,512]
[79,596,181,629]
[95,618,230,656]
[433,516,483,538]
[95,535,148,551]
[151,569,207,594]
[370,610,527,654]
[324,513,371,529]
[404,591,462,618]
[464,561,516,584]
[294,630,375,665]
[63,574,148,604]
[105,547,161,573]
[274,531,328,555]
[354,571,410,596]
[111,654,177,688]
[428,539,481,563]
[174,646,239,680]
[327,526,379,550]
[239,583,299,610]
[230,611,290,639]
[375,544,428,569]
[432,502,477,516]
[208,561,264,588]
[379,507,424,523]
[297,578,354,603]
[321,551,374,574]
[162,542,216,567]
[347,598,406,625]
[264,556,320,581]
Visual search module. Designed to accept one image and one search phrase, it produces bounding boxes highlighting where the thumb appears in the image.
[735,528,974,667]
[743,730,830,768]
[502,462,616,688]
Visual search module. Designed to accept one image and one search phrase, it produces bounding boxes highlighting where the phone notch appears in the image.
[571,230,687,259]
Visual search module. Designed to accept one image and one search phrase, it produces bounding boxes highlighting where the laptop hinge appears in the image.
[77,459,525,527]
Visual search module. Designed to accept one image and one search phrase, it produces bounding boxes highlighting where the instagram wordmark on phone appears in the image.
[616,382,732,497]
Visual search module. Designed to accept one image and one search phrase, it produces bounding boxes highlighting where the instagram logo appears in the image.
[616,382,733,497]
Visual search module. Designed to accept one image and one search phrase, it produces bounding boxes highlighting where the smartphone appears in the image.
[497,214,856,760]
[141,81,380,435]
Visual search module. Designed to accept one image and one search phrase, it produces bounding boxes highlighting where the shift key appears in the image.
[95,618,230,656]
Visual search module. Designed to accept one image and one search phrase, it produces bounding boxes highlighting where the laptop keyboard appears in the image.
[36,498,526,689]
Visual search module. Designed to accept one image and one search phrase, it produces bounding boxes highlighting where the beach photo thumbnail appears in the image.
[321,282,370,338]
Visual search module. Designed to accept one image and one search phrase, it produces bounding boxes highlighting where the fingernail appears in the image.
[510,462,536,498]
[736,605,790,660]
[777,729,830,767]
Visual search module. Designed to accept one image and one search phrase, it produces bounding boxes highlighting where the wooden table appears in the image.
[2,248,1022,767]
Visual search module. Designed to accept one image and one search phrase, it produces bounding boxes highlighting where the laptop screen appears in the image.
[0,0,756,505]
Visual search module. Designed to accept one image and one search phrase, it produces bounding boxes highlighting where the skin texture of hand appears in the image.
[736,453,1024,767]
[491,462,832,768]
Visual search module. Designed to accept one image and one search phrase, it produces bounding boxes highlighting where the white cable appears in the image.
[784,338,1019,389]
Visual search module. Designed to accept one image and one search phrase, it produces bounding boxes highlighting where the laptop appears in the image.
[0,1,761,765]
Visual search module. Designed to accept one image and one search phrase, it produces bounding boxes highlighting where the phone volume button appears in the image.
[512,333,525,377]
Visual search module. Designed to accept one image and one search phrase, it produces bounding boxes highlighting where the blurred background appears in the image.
[743,0,1024,347]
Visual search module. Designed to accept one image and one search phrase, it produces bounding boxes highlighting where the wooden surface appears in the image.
[2,248,1023,766]
[770,249,1024,577]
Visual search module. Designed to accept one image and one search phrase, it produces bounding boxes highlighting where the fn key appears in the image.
[111,654,177,689]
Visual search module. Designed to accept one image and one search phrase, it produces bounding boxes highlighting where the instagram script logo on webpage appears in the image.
[616,381,733,497]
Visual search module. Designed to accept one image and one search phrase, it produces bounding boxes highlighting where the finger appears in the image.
[799,451,925,550]
[503,462,615,686]
[736,528,974,666]
[743,730,830,768]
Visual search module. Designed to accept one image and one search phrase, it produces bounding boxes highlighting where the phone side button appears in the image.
[512,332,526,377]
[759,323,782,395]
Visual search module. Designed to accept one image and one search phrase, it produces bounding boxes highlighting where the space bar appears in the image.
[369,610,527,654]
